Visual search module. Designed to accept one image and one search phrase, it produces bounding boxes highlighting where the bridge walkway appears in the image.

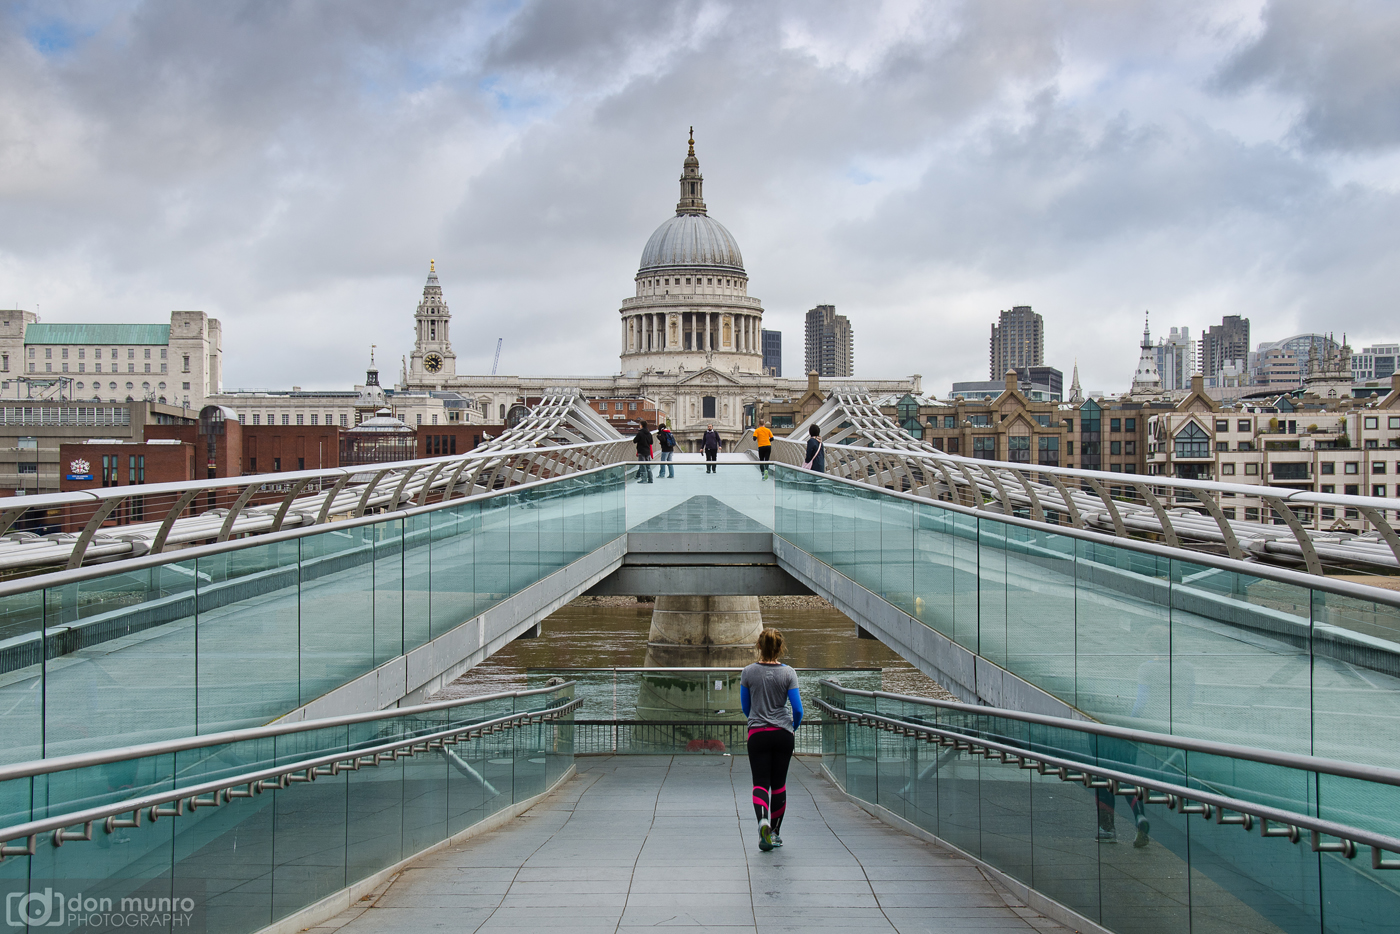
[310,755,1071,934]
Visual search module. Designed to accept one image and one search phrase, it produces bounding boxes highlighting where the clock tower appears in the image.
[409,260,457,383]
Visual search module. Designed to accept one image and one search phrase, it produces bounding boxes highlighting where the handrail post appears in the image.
[217,483,267,542]
[67,497,125,569]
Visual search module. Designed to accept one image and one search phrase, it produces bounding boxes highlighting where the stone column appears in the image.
[643,596,763,668]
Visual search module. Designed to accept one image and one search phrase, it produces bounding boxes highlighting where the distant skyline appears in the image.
[3,1,1399,396]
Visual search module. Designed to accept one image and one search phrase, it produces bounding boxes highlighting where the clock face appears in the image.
[424,353,444,374]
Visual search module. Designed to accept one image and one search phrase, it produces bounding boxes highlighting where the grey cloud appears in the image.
[1216,0,1400,151]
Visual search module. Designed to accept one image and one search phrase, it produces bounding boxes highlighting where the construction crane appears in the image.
[491,338,503,375]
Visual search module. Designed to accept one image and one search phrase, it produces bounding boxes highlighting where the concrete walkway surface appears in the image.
[309,755,1071,934]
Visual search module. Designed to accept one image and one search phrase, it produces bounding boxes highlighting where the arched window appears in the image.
[1174,421,1210,458]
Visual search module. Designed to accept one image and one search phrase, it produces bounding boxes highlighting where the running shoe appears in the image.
[1096,828,1118,844]
[771,832,783,848]
[759,819,774,852]
[1133,820,1151,848]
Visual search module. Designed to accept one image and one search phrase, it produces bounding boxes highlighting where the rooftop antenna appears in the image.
[492,338,503,375]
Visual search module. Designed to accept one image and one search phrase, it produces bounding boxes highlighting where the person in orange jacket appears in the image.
[753,420,774,479]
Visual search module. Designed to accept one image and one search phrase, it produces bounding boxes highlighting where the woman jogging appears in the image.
[740,628,803,852]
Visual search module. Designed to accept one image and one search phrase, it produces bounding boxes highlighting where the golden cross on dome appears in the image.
[430,259,435,273]
[688,127,694,156]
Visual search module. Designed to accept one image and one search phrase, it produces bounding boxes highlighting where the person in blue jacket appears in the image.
[740,628,803,851]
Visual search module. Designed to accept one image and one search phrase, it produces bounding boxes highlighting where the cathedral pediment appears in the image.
[676,367,745,387]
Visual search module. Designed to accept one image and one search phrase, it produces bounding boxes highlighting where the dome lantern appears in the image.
[676,127,706,216]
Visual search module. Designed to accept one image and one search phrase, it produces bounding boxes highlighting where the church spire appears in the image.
[676,126,707,215]
[1069,359,1083,404]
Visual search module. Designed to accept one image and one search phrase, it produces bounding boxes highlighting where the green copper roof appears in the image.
[24,324,171,345]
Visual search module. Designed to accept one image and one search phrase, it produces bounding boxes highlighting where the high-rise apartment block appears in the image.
[804,305,853,377]
[1200,315,1250,378]
[761,329,782,377]
[989,306,1044,379]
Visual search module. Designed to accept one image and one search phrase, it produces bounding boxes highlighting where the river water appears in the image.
[437,597,951,701]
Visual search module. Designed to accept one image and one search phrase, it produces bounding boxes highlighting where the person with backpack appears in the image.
[656,423,676,479]
[753,420,774,479]
[702,424,721,474]
[803,425,825,473]
[634,421,654,483]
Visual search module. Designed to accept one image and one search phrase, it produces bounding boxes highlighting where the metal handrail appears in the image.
[776,391,1400,576]
[816,698,1400,870]
[816,681,1400,787]
[770,460,1400,609]
[0,437,631,572]
[0,682,577,783]
[0,457,628,598]
[0,694,583,859]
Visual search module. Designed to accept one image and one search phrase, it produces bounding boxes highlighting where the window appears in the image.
[702,396,716,418]
[1038,436,1058,465]
[143,348,151,359]
[1245,463,1259,475]
[109,348,116,359]
[1222,507,1236,520]
[1008,436,1030,463]
[144,364,150,373]
[61,363,68,372]
[945,437,960,454]
[27,348,33,358]
[238,413,245,424]
[1125,418,1135,432]
[973,436,996,459]
[1273,463,1308,480]
[629,402,637,411]
[1110,418,1121,432]
[61,348,68,359]
[1321,462,1335,475]
[1238,441,1254,452]
[1110,440,1122,455]
[1245,507,1260,522]
[182,355,190,372]
[1375,486,1388,497]
[1345,462,1360,474]
[311,414,318,425]
[17,463,36,475]
[1366,440,1379,449]
[1345,484,1360,496]
[273,457,281,471]
[1375,462,1388,474]
[161,349,167,358]
[95,363,102,373]
[281,414,289,425]
[44,348,51,359]
[416,414,422,426]
[1221,463,1236,475]
[599,402,608,412]
[340,415,349,427]
[1173,422,1210,458]
[943,416,956,429]
[44,363,51,373]
[161,363,167,373]
[1216,420,1229,432]
[127,348,134,359]
[78,363,84,373]
[968,414,991,427]
[296,414,304,425]
[1124,441,1136,455]
[127,364,134,373]
[1216,442,1229,452]
[1238,420,1251,433]
[182,382,190,390]
[1389,417,1400,429]
[1365,417,1379,430]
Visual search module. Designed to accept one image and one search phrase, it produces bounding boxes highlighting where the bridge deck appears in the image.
[311,755,1069,934]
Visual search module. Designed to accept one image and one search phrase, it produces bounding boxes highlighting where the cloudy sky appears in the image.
[3,0,1399,395]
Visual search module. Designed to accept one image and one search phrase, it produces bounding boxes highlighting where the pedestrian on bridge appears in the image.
[634,421,654,484]
[803,425,825,473]
[753,420,774,479]
[741,627,803,852]
[657,423,676,478]
[702,424,722,474]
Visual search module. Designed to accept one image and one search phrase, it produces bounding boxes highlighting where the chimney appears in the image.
[1006,369,1018,392]
[1191,373,1204,394]
[808,370,820,393]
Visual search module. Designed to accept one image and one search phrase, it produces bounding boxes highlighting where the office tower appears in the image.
[804,305,853,377]
[761,329,782,377]
[989,306,1044,379]
[1155,326,1195,392]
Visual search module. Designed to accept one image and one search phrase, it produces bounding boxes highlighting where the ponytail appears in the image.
[755,627,785,663]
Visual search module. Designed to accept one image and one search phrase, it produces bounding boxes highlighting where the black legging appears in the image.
[758,445,772,475]
[747,729,795,832]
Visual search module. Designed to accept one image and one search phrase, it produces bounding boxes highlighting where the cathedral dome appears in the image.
[638,213,744,274]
